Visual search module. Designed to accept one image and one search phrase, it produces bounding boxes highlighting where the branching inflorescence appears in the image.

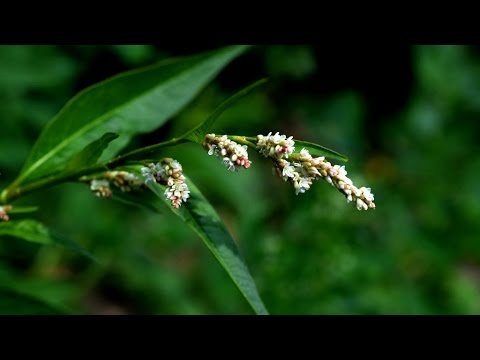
[81,131,374,213]
[202,132,375,211]
[86,159,191,210]
[1,130,375,222]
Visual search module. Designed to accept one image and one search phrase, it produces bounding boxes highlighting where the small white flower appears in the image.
[256,131,295,159]
[223,157,235,171]
[141,166,155,184]
[360,187,374,202]
[165,180,190,209]
[208,145,216,156]
[154,163,165,174]
[300,148,310,157]
[293,177,312,195]
[337,165,348,178]
[356,198,368,211]
[0,206,10,222]
[170,160,182,170]
[90,179,109,191]
[90,179,112,198]
[282,162,296,180]
[353,187,362,197]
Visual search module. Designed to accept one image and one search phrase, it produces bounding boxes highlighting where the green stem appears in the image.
[1,137,189,204]
[113,137,189,161]
[228,135,257,150]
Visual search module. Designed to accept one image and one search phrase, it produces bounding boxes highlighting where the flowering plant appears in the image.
[0,46,374,314]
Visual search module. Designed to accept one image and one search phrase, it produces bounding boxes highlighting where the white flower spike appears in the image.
[257,132,376,211]
[203,134,251,171]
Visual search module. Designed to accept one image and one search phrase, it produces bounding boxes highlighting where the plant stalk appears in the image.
[0,137,189,204]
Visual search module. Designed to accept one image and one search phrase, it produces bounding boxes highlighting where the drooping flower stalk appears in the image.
[256,132,375,210]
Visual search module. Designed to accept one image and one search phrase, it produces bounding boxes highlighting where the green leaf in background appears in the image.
[127,166,268,314]
[111,188,165,214]
[0,219,97,262]
[0,219,54,244]
[64,132,119,171]
[184,78,268,144]
[6,205,38,214]
[0,287,69,314]
[154,180,268,315]
[12,45,250,187]
[293,139,348,162]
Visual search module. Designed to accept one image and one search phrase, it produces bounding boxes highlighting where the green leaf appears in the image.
[156,181,268,314]
[183,78,268,144]
[111,189,165,214]
[293,139,348,162]
[127,166,268,314]
[64,132,119,171]
[13,45,250,186]
[0,219,97,262]
[0,219,53,244]
[6,205,38,214]
[0,287,70,314]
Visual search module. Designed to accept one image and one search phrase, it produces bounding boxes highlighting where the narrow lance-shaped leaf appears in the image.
[236,135,348,163]
[293,139,348,162]
[64,132,119,171]
[0,287,70,315]
[110,187,165,214]
[6,205,38,214]
[126,166,269,315]
[117,79,268,163]
[183,78,268,144]
[0,219,97,262]
[0,219,56,244]
[12,45,250,187]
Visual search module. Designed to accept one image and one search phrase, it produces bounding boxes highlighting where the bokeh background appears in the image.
[1,45,480,314]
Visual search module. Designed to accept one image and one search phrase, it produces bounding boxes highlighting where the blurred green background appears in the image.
[1,45,480,314]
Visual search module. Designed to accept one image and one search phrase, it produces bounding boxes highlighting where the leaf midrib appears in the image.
[15,65,193,185]
[184,206,269,315]
[148,181,268,315]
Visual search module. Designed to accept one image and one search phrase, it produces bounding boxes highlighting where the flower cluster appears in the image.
[257,132,295,159]
[203,134,251,171]
[141,158,190,209]
[89,171,144,198]
[105,171,144,192]
[140,162,165,184]
[90,179,112,198]
[0,205,12,222]
[256,133,375,211]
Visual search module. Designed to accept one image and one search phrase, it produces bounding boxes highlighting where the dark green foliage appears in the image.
[1,45,479,314]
